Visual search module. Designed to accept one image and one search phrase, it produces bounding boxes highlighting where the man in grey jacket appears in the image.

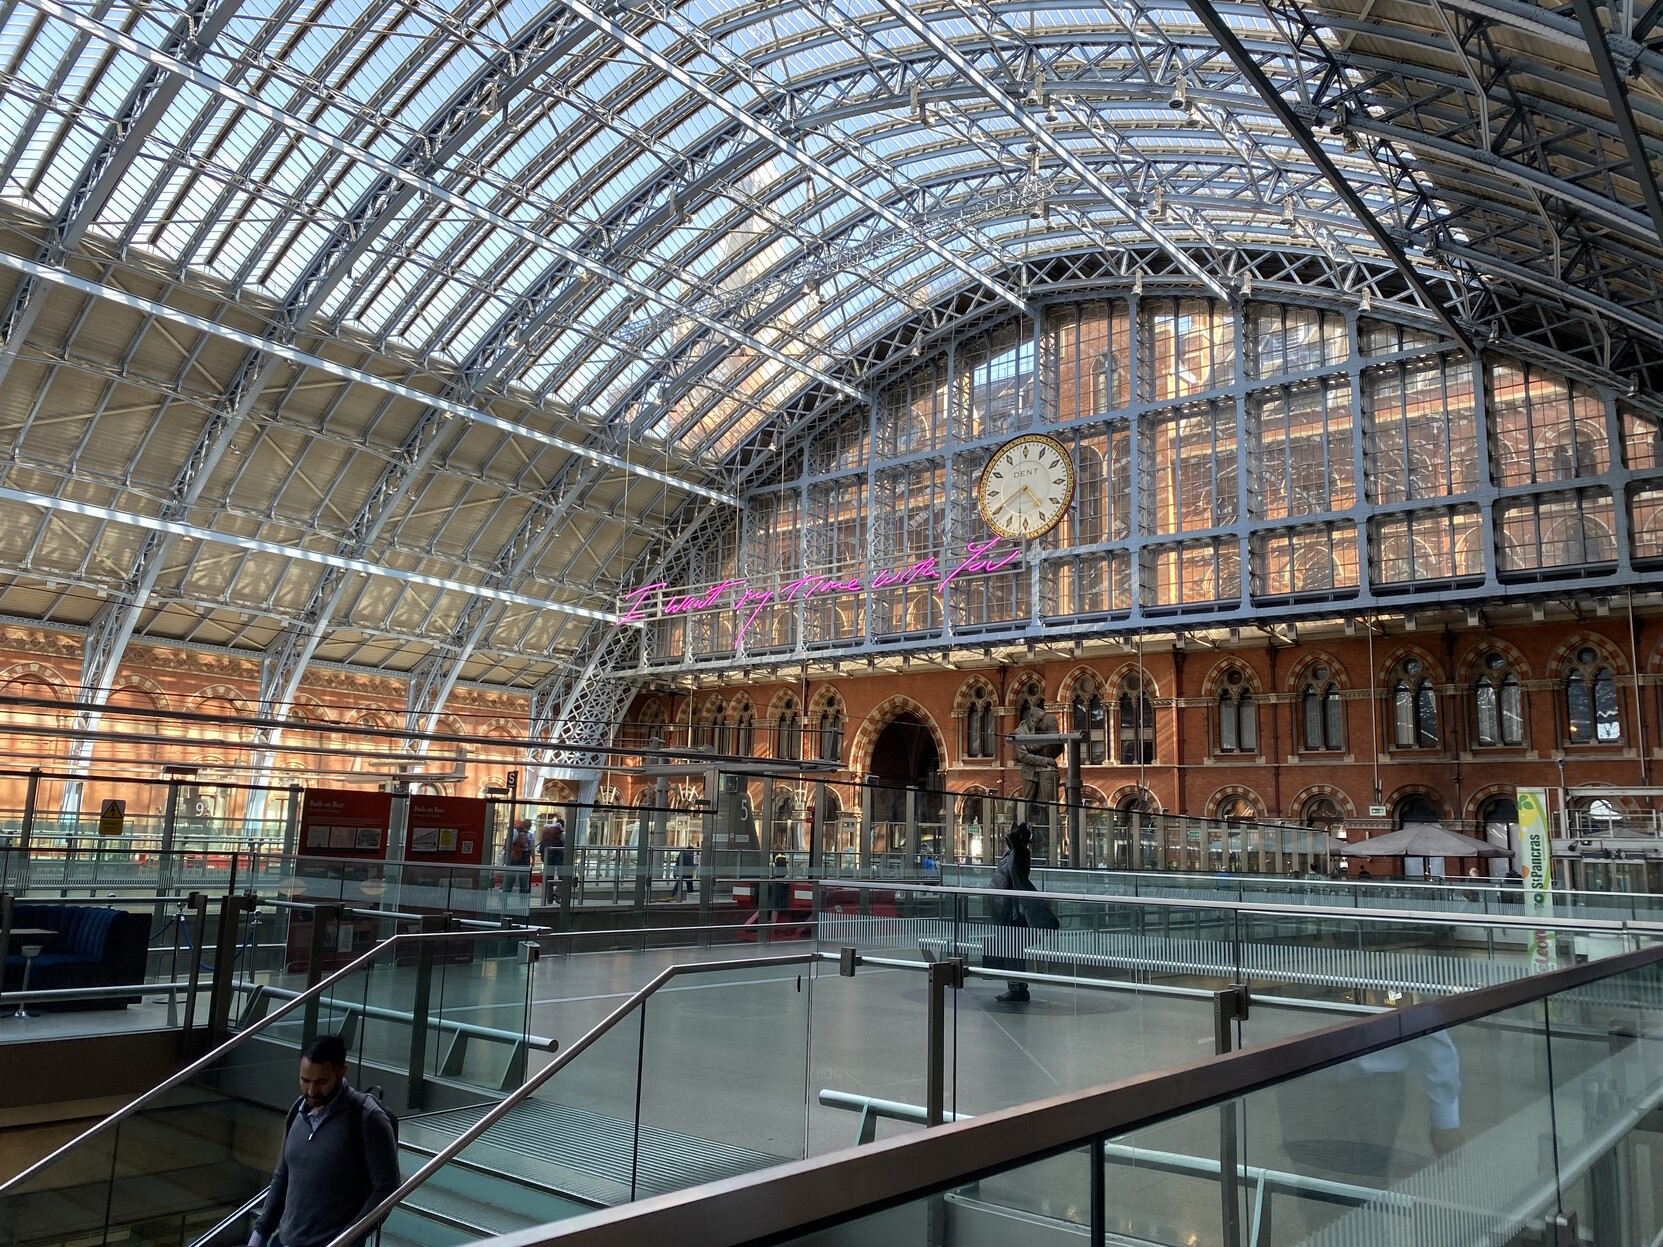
[249,1035,400,1247]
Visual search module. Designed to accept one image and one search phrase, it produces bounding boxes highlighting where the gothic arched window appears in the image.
[1301,667,1343,751]
[1071,676,1107,764]
[1474,651,1523,746]
[1116,675,1155,764]
[1565,647,1621,744]
[963,685,996,759]
[734,702,755,756]
[1216,668,1256,754]
[1389,657,1438,748]
[777,697,801,762]
[817,696,845,763]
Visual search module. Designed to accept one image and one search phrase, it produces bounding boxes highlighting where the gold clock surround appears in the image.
[976,432,1076,540]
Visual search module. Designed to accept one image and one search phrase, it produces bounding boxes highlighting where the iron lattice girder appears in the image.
[556,0,1029,314]
[602,151,1393,451]
[1258,0,1663,345]
[0,0,236,389]
[1330,27,1662,250]
[13,0,857,399]
[402,461,612,740]
[528,497,733,778]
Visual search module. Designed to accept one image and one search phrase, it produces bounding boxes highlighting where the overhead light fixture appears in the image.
[1167,79,1187,111]
[1024,68,1045,107]
[1627,375,1641,397]
[1359,290,1373,311]
[1343,130,1361,153]
[1132,274,1143,296]
[1240,272,1253,298]
[1282,198,1296,225]
[1151,188,1165,219]
[909,340,922,357]
[1327,104,1348,136]
[911,82,928,123]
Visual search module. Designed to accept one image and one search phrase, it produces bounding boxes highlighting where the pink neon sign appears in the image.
[618,538,1025,647]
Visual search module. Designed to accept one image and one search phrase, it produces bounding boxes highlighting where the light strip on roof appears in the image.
[0,247,739,507]
[0,483,638,627]
[16,0,861,407]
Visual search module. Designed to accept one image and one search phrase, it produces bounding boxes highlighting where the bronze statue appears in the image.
[1011,698,1063,835]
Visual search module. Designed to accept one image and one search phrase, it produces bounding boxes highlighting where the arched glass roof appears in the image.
[0,0,1659,726]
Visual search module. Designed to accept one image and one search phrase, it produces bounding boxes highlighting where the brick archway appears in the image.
[849,695,949,778]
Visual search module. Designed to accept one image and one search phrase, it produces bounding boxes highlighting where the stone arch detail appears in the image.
[1457,637,1532,683]
[1383,783,1450,820]
[1057,664,1107,703]
[1547,631,1628,677]
[1205,785,1265,819]
[1288,784,1357,822]
[110,674,171,710]
[1200,658,1263,697]
[999,668,1048,713]
[0,662,71,692]
[1377,642,1446,686]
[190,683,252,715]
[1464,783,1518,822]
[1101,661,1162,700]
[1285,650,1349,692]
[848,695,949,778]
[951,674,1000,717]
[1106,783,1162,812]
[808,685,844,715]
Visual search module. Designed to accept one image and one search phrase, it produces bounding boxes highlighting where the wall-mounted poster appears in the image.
[405,795,488,865]
[298,789,392,858]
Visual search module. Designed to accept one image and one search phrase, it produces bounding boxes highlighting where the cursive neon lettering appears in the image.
[618,540,1024,651]
[620,582,666,624]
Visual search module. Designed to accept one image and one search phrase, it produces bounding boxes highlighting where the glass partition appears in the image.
[0,926,539,1247]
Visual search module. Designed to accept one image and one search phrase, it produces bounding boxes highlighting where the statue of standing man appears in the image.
[1011,698,1064,851]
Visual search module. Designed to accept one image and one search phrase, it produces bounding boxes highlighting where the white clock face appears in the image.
[977,434,1075,540]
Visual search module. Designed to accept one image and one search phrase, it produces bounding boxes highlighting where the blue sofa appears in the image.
[4,904,151,1008]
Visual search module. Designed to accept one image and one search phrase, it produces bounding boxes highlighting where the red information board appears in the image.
[404,795,488,864]
[298,788,393,857]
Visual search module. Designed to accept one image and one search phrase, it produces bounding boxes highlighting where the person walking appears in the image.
[538,819,564,905]
[501,819,533,897]
[249,1034,399,1247]
[672,845,696,901]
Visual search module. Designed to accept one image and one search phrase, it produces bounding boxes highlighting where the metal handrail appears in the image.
[186,1190,265,1247]
[0,921,549,1194]
[242,983,559,1051]
[324,950,822,1247]
[819,876,1663,933]
[452,940,1663,1247]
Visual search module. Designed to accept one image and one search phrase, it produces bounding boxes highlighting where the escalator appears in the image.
[0,923,558,1247]
[2,937,819,1247]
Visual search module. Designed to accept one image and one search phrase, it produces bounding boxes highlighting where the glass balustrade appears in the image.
[0,926,539,1247]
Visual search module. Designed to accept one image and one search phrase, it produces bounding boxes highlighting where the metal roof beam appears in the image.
[1570,0,1663,253]
[16,0,858,400]
[558,0,1029,317]
[867,0,1230,300]
[0,482,631,625]
[0,248,737,506]
[1186,0,1475,352]
[0,0,238,393]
